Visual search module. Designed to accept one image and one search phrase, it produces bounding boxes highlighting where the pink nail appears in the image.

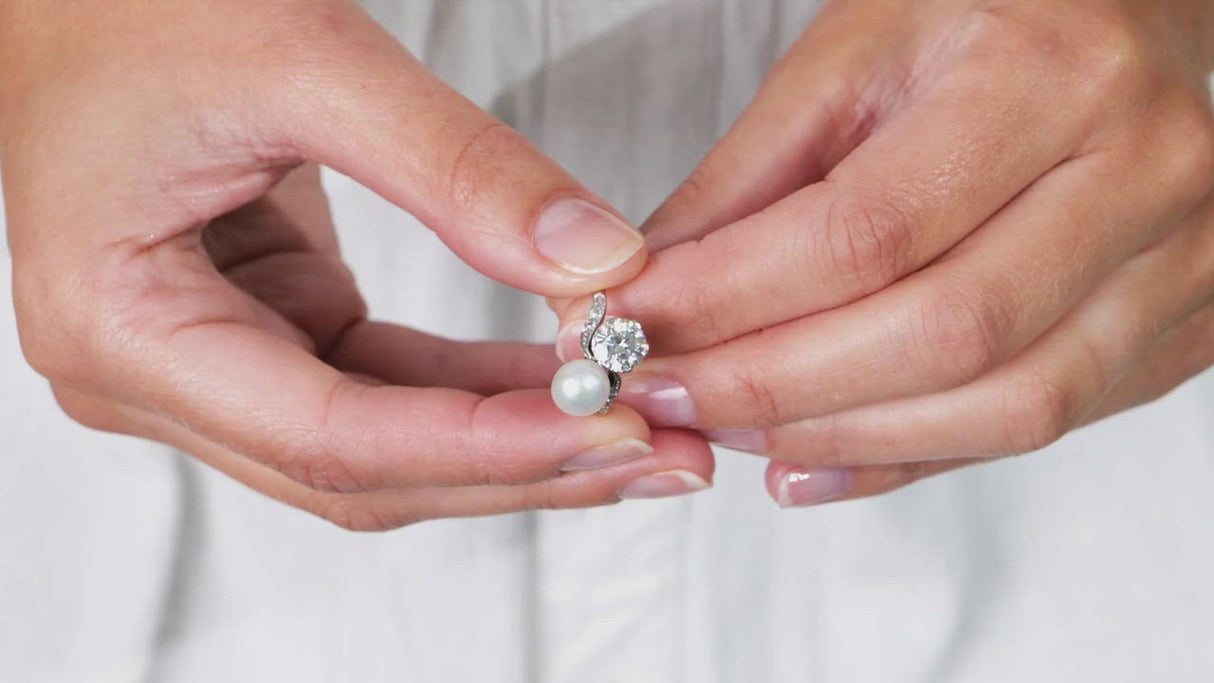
[777,468,855,507]
[619,470,711,499]
[618,376,697,427]
[701,429,766,453]
[561,438,652,472]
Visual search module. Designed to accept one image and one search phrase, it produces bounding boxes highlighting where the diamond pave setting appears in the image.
[590,316,649,374]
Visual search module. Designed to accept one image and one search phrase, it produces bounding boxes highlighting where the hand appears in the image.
[554,0,1214,506]
[1,0,714,529]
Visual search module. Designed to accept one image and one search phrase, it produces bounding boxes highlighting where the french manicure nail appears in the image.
[619,376,697,427]
[534,198,644,274]
[701,429,766,454]
[561,437,653,472]
[619,469,712,499]
[777,468,855,507]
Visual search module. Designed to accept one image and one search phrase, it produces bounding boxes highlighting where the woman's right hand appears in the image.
[0,0,714,530]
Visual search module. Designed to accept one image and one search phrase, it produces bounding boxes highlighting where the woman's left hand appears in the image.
[554,0,1214,506]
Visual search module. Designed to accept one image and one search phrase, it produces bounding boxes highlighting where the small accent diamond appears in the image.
[590,316,650,374]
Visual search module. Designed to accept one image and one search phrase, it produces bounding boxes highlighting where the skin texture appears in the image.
[555,0,1214,506]
[0,0,715,531]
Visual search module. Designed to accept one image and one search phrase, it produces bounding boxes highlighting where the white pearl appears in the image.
[551,359,611,417]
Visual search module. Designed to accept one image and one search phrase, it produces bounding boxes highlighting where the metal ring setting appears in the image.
[551,292,649,416]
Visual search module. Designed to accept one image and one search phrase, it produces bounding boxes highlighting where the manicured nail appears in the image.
[619,469,711,499]
[777,468,855,507]
[534,198,644,274]
[701,429,766,454]
[618,376,696,427]
[561,437,653,472]
[556,320,582,362]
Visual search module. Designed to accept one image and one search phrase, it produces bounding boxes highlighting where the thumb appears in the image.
[277,10,645,298]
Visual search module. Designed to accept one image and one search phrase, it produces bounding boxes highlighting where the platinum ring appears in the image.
[550,292,650,417]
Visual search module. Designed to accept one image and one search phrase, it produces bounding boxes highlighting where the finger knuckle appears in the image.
[656,256,728,343]
[1066,17,1149,95]
[50,385,123,434]
[16,325,69,384]
[458,397,550,487]
[1001,369,1082,453]
[276,443,371,494]
[318,497,410,532]
[910,282,1012,385]
[1159,101,1214,201]
[12,275,88,385]
[796,419,848,469]
[876,461,936,494]
[15,255,175,391]
[519,484,565,512]
[724,361,785,428]
[961,5,1147,98]
[464,456,531,487]
[956,6,1062,70]
[446,121,530,216]
[667,165,721,217]
[270,381,380,493]
[260,1,387,76]
[818,192,914,295]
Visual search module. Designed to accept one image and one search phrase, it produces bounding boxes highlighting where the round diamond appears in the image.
[590,316,649,373]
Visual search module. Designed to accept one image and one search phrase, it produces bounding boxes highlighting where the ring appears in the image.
[550,292,650,417]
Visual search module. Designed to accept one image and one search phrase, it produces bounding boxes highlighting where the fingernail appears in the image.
[534,198,644,275]
[619,376,697,427]
[701,429,766,454]
[619,469,712,499]
[556,321,582,362]
[561,437,653,472]
[777,468,855,507]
